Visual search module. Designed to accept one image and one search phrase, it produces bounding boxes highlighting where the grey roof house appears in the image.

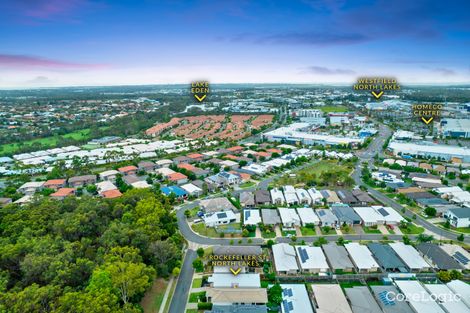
[255,190,271,205]
[331,204,361,225]
[416,243,464,270]
[261,209,281,225]
[367,243,407,272]
[322,243,354,272]
[240,191,255,208]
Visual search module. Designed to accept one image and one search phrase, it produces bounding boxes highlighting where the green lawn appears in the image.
[320,228,336,235]
[188,291,206,303]
[240,181,256,188]
[340,226,355,234]
[261,230,276,238]
[186,310,198,313]
[399,224,425,234]
[191,223,219,237]
[192,278,202,288]
[437,223,470,234]
[274,160,354,187]
[319,105,348,112]
[363,226,382,234]
[0,128,93,156]
[282,230,296,237]
[301,227,317,236]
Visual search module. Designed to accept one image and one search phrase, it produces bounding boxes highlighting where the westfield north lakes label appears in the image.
[353,77,400,99]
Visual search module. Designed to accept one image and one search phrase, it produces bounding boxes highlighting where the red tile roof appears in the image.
[118,165,138,173]
[187,153,204,159]
[178,163,196,171]
[227,146,244,152]
[168,172,188,181]
[51,188,75,197]
[44,179,66,187]
[102,189,122,199]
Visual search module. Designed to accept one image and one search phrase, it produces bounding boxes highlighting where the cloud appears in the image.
[258,31,369,45]
[301,66,356,75]
[27,76,53,84]
[0,54,106,70]
[432,67,456,76]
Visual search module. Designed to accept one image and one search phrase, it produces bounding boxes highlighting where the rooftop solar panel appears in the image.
[454,251,469,265]
[217,212,227,219]
[377,208,390,217]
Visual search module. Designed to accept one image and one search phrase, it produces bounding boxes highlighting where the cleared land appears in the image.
[140,278,168,313]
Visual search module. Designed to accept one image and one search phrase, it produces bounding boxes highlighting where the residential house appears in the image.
[270,188,285,205]
[99,170,120,182]
[243,209,261,225]
[187,153,204,162]
[280,284,314,313]
[261,209,281,226]
[155,159,172,168]
[344,243,379,272]
[322,243,354,272]
[138,160,156,172]
[278,208,301,229]
[272,243,299,274]
[18,181,45,195]
[168,172,188,185]
[43,179,66,190]
[444,208,470,228]
[180,183,203,197]
[336,190,359,205]
[296,207,320,226]
[160,185,188,199]
[68,175,96,188]
[295,246,329,273]
[255,190,271,205]
[295,188,312,205]
[331,203,361,226]
[204,210,238,227]
[200,197,238,214]
[173,156,191,165]
[240,191,255,208]
[50,188,76,200]
[283,185,299,206]
[307,188,323,204]
[101,189,122,199]
[118,165,138,176]
[416,243,463,270]
[316,209,338,228]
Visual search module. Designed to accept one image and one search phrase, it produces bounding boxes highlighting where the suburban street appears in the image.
[168,249,197,313]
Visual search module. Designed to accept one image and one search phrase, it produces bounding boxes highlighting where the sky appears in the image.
[0,0,469,88]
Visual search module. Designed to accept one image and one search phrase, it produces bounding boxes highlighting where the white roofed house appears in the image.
[18,181,45,195]
[96,180,118,194]
[296,207,320,226]
[283,185,299,206]
[278,208,301,229]
[389,242,431,272]
[243,209,261,226]
[270,188,285,205]
[295,188,312,205]
[307,187,323,204]
[204,210,238,227]
[352,207,384,226]
[180,183,203,197]
[272,243,299,275]
[344,243,379,273]
[295,246,329,273]
[99,169,119,182]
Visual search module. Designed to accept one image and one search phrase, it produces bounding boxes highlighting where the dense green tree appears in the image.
[103,246,155,304]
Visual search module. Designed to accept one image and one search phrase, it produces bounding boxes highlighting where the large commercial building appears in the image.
[388,141,470,162]
[263,123,363,147]
[440,118,470,138]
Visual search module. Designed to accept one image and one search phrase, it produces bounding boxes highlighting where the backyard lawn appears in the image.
[192,278,202,288]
